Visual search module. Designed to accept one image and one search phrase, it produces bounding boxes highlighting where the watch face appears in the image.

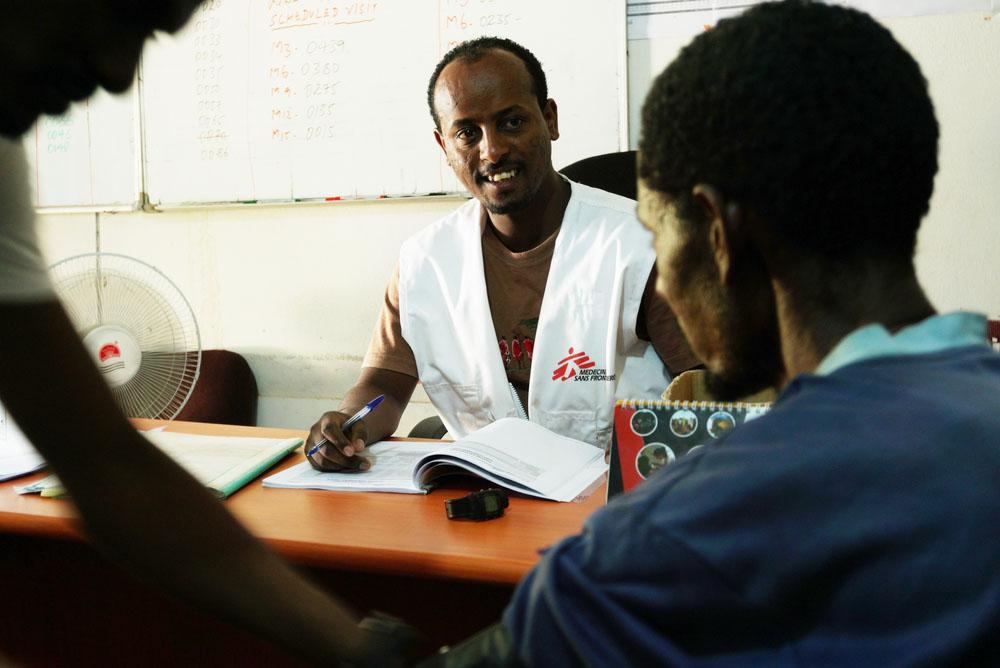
[483,496,499,512]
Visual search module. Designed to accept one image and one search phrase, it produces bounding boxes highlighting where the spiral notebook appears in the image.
[608,399,770,500]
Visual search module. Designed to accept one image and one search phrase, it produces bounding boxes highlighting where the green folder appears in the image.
[17,431,303,500]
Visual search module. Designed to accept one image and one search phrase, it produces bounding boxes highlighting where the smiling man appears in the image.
[307,37,698,470]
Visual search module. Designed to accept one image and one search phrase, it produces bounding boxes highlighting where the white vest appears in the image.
[398,180,670,448]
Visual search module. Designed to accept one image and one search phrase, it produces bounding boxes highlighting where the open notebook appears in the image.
[264,417,607,502]
[18,430,302,499]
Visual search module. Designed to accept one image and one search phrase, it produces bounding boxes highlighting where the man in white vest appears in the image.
[307,37,698,471]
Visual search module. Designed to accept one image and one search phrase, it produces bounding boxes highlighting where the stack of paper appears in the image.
[0,404,46,482]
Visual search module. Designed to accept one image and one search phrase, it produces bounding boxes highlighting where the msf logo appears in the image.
[552,347,595,382]
[99,343,121,362]
[98,342,125,375]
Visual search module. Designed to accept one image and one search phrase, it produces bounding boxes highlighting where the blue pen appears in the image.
[306,394,385,457]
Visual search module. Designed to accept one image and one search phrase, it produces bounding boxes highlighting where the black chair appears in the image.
[406,151,638,439]
[560,150,638,200]
[408,415,449,439]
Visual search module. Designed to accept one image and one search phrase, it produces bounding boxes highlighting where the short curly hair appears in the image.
[427,37,548,131]
[639,0,939,264]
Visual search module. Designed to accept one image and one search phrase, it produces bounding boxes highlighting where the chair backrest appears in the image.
[176,349,259,426]
[407,415,450,440]
[560,150,638,200]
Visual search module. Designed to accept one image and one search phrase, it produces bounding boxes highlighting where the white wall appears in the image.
[34,10,1000,432]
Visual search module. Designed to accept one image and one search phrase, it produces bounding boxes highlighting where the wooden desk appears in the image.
[0,420,605,665]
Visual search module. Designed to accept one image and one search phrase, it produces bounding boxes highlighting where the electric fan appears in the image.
[49,253,201,420]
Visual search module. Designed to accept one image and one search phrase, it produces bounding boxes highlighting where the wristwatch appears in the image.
[445,489,509,521]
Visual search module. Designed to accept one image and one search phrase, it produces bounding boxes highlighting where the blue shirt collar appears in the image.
[816,311,989,376]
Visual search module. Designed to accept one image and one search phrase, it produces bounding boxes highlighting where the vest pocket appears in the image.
[421,382,494,437]
[532,408,607,449]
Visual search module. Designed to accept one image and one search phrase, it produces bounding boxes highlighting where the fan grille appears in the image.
[50,253,201,420]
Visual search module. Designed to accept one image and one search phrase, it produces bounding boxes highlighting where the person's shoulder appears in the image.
[725,354,1000,475]
[565,180,649,251]
[788,343,1000,410]
[568,179,639,219]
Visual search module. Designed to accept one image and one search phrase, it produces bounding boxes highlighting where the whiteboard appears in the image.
[141,0,626,206]
[625,0,996,40]
[22,88,140,211]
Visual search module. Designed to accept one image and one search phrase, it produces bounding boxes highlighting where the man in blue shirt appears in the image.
[491,1,1000,666]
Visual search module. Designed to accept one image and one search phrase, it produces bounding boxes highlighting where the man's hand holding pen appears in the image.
[306,395,385,472]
